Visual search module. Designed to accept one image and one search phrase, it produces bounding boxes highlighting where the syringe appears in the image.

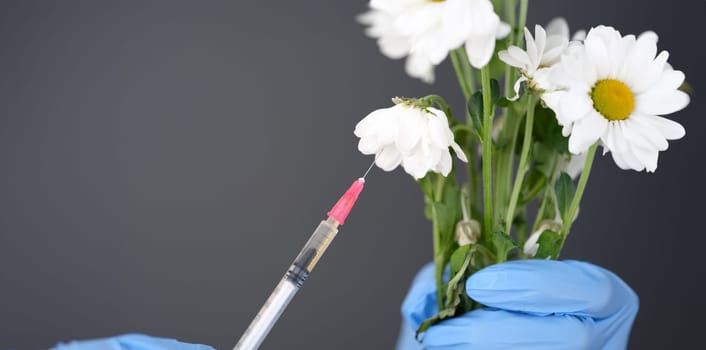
[234,173,368,350]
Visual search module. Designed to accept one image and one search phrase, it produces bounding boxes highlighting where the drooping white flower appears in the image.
[499,18,573,99]
[354,100,468,179]
[547,26,688,172]
[358,0,509,83]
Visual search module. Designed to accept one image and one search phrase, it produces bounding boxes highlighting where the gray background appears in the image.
[1,1,704,349]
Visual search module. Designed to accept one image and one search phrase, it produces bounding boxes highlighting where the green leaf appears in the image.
[533,104,569,154]
[555,172,576,221]
[519,168,547,205]
[490,231,517,262]
[496,97,513,108]
[444,250,472,309]
[416,315,440,338]
[488,36,511,79]
[453,122,480,143]
[449,244,472,278]
[467,92,484,136]
[423,200,433,220]
[418,174,435,199]
[532,142,555,177]
[535,230,562,259]
[490,79,501,104]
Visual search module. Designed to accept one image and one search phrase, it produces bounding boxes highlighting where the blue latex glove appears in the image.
[51,334,214,350]
[397,260,639,350]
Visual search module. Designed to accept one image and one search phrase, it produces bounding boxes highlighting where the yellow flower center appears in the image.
[591,79,635,121]
[429,0,445,2]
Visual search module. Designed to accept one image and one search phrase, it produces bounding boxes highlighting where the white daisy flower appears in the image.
[548,26,688,172]
[498,18,573,99]
[359,0,509,82]
[354,100,468,179]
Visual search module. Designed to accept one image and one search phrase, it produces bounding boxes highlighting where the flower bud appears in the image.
[455,219,481,246]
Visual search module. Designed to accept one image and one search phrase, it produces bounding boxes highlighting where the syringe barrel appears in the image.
[234,218,339,350]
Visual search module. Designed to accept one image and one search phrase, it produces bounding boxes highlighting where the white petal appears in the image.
[572,30,587,41]
[629,143,658,172]
[601,124,630,170]
[584,28,612,77]
[402,147,432,179]
[465,32,497,68]
[498,48,526,69]
[395,106,425,152]
[643,115,685,140]
[405,53,435,83]
[618,30,657,84]
[562,123,573,137]
[379,36,411,59]
[451,142,468,163]
[426,108,451,148]
[542,35,569,66]
[524,27,539,68]
[523,231,542,256]
[636,90,690,115]
[568,111,608,154]
[508,76,526,101]
[541,90,562,113]
[647,69,686,94]
[630,50,669,94]
[375,145,403,171]
[358,137,382,155]
[559,91,593,124]
[436,150,453,176]
[496,22,511,39]
[546,18,570,39]
[565,153,587,179]
[507,46,532,68]
[442,0,474,48]
[627,115,669,151]
[533,25,548,63]
[621,117,662,151]
[355,107,397,143]
[615,122,646,171]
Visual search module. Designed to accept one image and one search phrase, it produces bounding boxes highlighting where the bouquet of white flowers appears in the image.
[356,0,689,334]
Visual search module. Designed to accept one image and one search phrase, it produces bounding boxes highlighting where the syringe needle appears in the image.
[362,160,375,179]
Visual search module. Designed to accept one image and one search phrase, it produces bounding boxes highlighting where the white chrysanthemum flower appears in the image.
[359,0,509,82]
[354,101,468,179]
[548,26,688,172]
[498,18,573,99]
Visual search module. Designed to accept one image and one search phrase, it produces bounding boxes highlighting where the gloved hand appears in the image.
[396,260,639,350]
[51,334,214,350]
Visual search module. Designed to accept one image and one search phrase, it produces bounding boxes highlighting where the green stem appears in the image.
[504,94,537,234]
[531,154,560,233]
[458,48,476,93]
[518,0,529,46]
[480,66,494,237]
[431,204,444,311]
[557,144,598,255]
[432,175,446,310]
[503,0,518,97]
[450,48,479,217]
[450,49,472,100]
